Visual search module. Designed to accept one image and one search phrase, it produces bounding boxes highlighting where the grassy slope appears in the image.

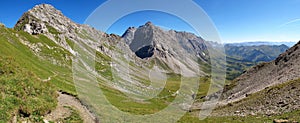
[226,56,255,80]
[0,56,57,122]
[1,23,298,122]
[0,26,75,95]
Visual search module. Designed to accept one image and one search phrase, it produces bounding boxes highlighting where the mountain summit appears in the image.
[15,4,78,35]
[122,21,210,76]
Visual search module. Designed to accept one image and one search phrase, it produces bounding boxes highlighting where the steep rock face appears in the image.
[222,41,300,104]
[135,45,155,59]
[122,26,136,44]
[122,21,210,77]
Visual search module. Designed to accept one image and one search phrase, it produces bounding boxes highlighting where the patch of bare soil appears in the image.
[44,92,96,123]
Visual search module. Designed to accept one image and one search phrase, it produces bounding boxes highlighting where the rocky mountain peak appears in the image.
[13,4,108,57]
[122,27,137,44]
[127,21,207,57]
[122,21,209,76]
[31,4,61,14]
[145,21,153,26]
[14,4,78,35]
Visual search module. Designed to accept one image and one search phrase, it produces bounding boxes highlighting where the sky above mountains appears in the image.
[0,0,300,43]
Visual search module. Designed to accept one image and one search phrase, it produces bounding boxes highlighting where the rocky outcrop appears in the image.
[15,12,48,35]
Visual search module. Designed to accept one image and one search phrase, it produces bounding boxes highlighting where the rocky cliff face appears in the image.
[122,21,210,76]
[222,41,300,104]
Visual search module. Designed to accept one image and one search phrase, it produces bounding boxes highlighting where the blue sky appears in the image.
[0,0,300,43]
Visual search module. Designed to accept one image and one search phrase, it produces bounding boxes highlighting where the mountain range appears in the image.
[226,41,297,47]
[215,41,300,118]
[0,3,300,122]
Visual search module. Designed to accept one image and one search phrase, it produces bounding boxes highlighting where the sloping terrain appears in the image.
[1,3,298,123]
[0,56,57,122]
[221,41,300,105]
[0,4,214,122]
[0,18,75,94]
[224,44,289,80]
[225,56,256,80]
[215,78,300,116]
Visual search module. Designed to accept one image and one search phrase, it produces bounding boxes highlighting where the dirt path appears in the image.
[44,92,97,123]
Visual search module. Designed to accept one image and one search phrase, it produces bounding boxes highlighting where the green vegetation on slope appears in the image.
[226,56,255,80]
[0,56,57,122]
[1,13,296,122]
[0,26,75,95]
[225,44,289,80]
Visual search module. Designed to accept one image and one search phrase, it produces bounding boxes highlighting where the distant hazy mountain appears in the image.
[219,41,300,116]
[225,44,289,63]
[224,44,289,80]
[226,41,297,47]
